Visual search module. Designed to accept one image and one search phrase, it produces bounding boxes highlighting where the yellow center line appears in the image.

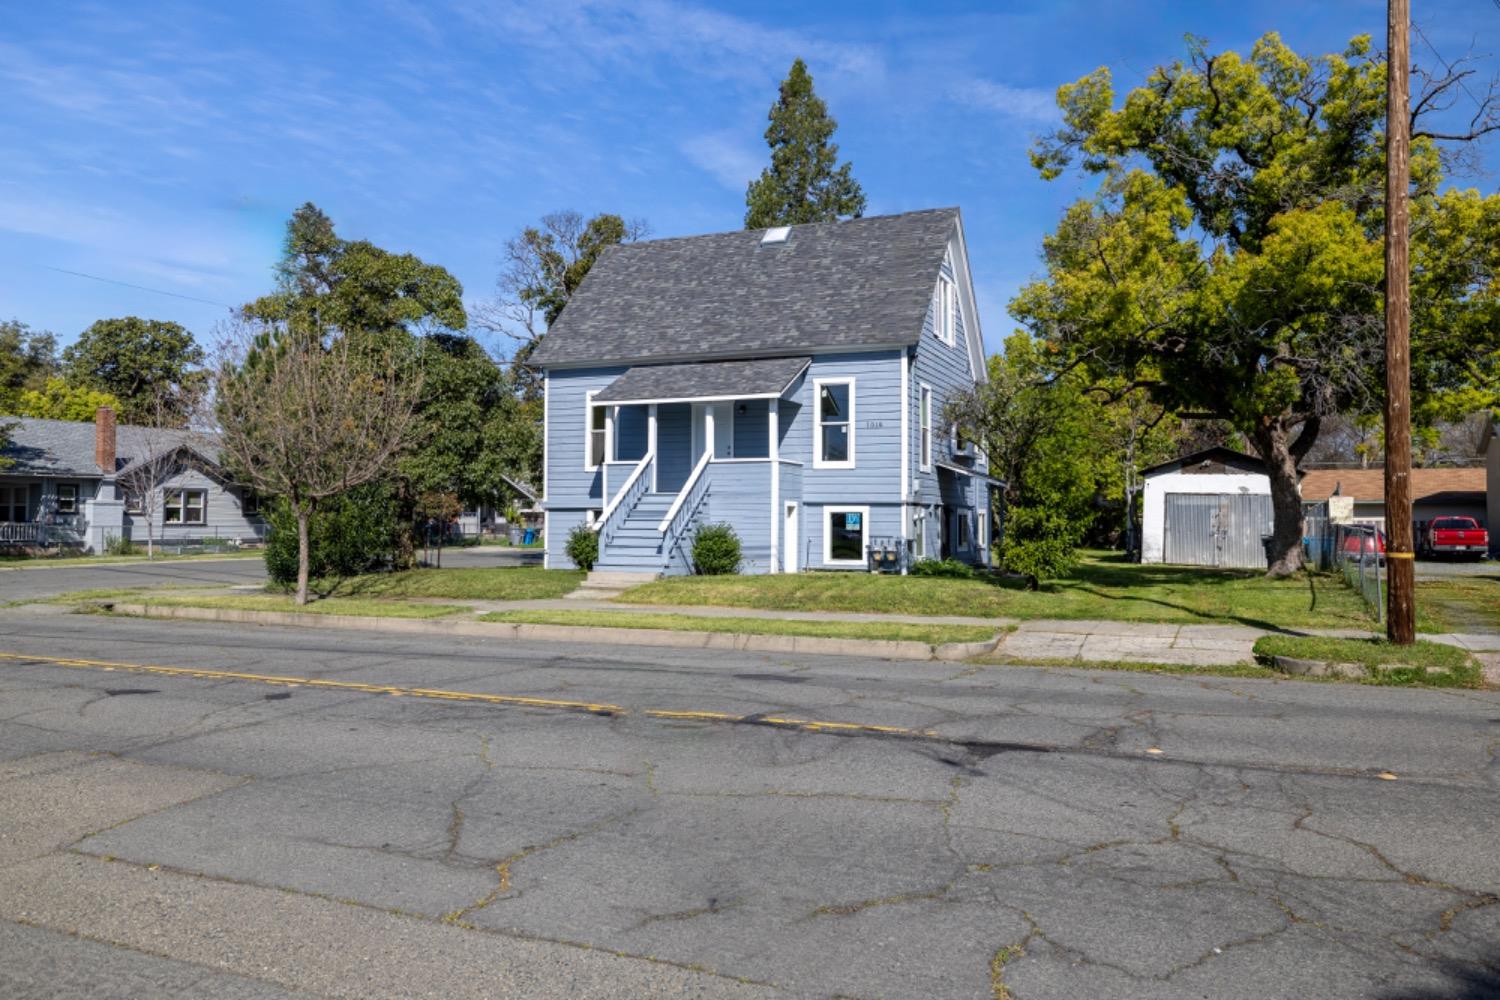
[0,649,939,740]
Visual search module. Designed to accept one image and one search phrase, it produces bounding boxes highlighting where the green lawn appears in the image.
[312,567,584,601]
[1253,634,1483,688]
[618,552,1376,629]
[478,609,1002,645]
[1415,575,1500,632]
[118,593,471,619]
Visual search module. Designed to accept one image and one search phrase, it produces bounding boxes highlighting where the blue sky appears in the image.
[2,0,1496,356]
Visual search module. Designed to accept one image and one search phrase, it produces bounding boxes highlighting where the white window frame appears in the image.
[584,390,612,472]
[919,384,932,472]
[56,483,78,515]
[978,506,988,552]
[911,509,925,559]
[958,510,971,550]
[823,504,870,567]
[812,377,856,470]
[164,488,207,526]
[936,274,956,346]
[0,485,28,523]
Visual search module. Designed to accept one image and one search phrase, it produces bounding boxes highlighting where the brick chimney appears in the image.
[95,406,117,474]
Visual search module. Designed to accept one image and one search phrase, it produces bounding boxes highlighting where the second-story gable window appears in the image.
[935,274,957,346]
[814,378,855,469]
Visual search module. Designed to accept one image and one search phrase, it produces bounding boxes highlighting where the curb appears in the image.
[1270,655,1369,680]
[101,603,1005,662]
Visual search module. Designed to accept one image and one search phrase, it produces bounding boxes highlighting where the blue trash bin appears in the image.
[522,528,535,544]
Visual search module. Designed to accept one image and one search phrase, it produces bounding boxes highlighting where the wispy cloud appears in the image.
[950,79,1059,124]
[680,130,763,192]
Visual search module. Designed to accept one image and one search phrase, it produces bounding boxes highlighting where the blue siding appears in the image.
[732,400,769,459]
[544,367,625,570]
[794,350,904,504]
[703,461,773,573]
[657,403,692,492]
[616,405,648,461]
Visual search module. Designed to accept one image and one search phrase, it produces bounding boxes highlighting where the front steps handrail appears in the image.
[592,449,655,551]
[658,451,713,568]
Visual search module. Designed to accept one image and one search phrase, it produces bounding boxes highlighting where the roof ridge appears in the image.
[605,206,960,251]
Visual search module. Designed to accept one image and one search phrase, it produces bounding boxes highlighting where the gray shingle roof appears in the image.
[593,357,810,404]
[0,417,219,478]
[529,208,959,367]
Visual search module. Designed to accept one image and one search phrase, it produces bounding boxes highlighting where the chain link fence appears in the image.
[1304,506,1384,623]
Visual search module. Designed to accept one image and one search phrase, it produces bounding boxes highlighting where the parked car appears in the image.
[1418,517,1489,559]
[1340,528,1386,562]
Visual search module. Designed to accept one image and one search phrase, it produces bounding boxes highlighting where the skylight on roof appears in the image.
[760,226,791,245]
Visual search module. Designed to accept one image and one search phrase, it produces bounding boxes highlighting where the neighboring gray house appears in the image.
[0,408,266,552]
[532,208,1001,576]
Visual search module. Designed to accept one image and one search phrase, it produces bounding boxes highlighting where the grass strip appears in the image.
[117,593,472,620]
[977,655,1281,680]
[1252,635,1482,688]
[478,609,1002,646]
[308,567,584,601]
[617,551,1377,629]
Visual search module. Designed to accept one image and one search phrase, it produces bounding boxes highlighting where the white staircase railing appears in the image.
[658,451,712,565]
[592,450,654,552]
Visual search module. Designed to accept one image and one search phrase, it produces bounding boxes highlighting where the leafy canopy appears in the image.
[0,319,59,415]
[14,377,122,422]
[745,59,866,228]
[63,317,205,426]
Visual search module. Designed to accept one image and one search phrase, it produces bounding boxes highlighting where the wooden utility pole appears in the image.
[1384,0,1416,643]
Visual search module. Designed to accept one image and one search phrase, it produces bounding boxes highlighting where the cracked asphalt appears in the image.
[0,605,1497,999]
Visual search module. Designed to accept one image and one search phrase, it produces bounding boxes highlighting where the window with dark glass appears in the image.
[164,489,207,525]
[827,509,864,562]
[819,382,851,464]
[56,484,77,514]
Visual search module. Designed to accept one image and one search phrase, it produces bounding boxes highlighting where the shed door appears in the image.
[1163,493,1275,569]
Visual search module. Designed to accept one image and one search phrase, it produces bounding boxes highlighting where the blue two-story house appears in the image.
[532,207,998,577]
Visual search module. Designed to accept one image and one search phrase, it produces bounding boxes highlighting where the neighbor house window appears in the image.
[164,489,206,525]
[585,391,610,470]
[0,485,27,523]
[124,492,143,515]
[56,484,78,515]
[241,490,261,517]
[814,378,855,469]
[824,505,869,566]
[958,512,971,550]
[978,508,989,553]
[912,511,925,559]
[919,385,932,471]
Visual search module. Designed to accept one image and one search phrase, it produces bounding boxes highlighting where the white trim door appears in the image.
[784,502,799,573]
[692,402,734,460]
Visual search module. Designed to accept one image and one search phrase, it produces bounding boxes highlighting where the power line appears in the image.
[32,263,237,309]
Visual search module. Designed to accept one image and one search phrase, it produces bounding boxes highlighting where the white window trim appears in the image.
[823,504,871,567]
[164,488,207,526]
[919,384,933,472]
[958,510,971,550]
[912,509,925,559]
[583,390,612,472]
[978,506,988,552]
[56,483,78,514]
[812,377,856,470]
[936,274,956,346]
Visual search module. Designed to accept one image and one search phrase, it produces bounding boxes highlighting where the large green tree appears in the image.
[14,378,122,422]
[744,59,866,229]
[0,320,58,415]
[477,209,647,403]
[63,317,205,426]
[1018,33,1500,575]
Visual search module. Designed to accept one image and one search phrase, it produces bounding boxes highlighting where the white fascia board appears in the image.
[950,214,988,384]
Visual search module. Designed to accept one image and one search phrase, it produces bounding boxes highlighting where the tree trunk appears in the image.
[1254,420,1306,578]
[295,506,311,606]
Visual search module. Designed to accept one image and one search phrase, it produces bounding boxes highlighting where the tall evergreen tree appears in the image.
[744,59,866,229]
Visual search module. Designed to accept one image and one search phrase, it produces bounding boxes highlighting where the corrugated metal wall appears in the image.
[1163,493,1275,569]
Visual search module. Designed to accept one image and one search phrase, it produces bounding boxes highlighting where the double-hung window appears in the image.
[814,378,855,469]
[0,485,27,523]
[584,391,610,470]
[56,484,78,515]
[164,489,206,525]
[958,511,971,550]
[936,275,956,345]
[919,385,932,471]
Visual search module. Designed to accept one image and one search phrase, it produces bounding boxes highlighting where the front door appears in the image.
[692,403,734,460]
[783,502,799,573]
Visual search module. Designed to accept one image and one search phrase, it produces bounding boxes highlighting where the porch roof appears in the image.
[593,356,810,405]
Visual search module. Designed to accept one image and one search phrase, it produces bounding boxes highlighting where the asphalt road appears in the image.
[0,606,1497,1000]
[0,546,541,602]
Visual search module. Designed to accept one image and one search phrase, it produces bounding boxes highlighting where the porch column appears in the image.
[769,398,780,573]
[648,404,658,492]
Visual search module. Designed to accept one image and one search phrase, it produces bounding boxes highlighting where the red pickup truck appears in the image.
[1418,517,1489,559]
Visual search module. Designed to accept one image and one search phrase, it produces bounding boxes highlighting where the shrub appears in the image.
[103,533,136,557]
[910,557,975,579]
[565,523,599,571]
[691,522,741,575]
[264,484,399,585]
[998,506,1081,589]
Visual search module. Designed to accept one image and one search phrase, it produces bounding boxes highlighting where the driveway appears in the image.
[1417,557,1498,580]
[1,607,1496,999]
